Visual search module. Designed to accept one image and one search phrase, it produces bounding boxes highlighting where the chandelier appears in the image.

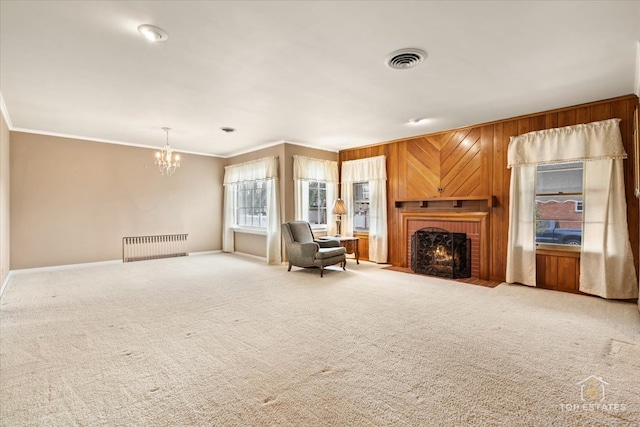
[155,127,181,176]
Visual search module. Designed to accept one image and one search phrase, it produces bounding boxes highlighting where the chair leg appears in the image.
[288,263,292,272]
[320,265,324,277]
[343,259,346,270]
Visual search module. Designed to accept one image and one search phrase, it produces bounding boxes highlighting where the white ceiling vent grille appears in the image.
[385,48,427,70]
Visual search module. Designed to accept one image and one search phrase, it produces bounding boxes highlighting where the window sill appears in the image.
[310,225,328,233]
[233,226,267,236]
[536,244,580,257]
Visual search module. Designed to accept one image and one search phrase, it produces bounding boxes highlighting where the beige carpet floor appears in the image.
[1,253,639,426]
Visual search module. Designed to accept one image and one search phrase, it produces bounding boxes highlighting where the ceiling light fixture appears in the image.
[407,118,429,125]
[138,24,168,42]
[220,127,236,133]
[385,48,427,70]
[155,127,181,176]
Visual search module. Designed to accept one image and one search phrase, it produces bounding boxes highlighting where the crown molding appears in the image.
[9,127,224,158]
[225,139,338,159]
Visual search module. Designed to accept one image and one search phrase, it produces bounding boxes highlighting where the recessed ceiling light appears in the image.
[407,118,429,125]
[137,24,168,42]
[220,127,236,133]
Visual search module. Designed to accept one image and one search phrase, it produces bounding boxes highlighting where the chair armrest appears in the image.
[289,241,320,260]
[315,238,340,248]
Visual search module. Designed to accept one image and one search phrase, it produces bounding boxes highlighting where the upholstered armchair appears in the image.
[282,221,347,277]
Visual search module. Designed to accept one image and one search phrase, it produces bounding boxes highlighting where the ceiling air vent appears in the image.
[385,48,427,70]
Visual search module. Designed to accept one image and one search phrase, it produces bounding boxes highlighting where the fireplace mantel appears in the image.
[401,211,490,280]
[394,196,494,208]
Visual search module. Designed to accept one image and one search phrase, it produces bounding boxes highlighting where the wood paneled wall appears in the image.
[339,95,639,283]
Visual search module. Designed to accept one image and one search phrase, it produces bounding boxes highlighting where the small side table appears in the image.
[336,236,359,264]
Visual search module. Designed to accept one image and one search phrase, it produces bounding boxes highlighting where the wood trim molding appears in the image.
[401,211,490,279]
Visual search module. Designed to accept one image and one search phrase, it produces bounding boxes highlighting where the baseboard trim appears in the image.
[189,250,221,256]
[0,251,237,299]
[0,270,14,299]
[232,251,268,262]
[9,259,122,276]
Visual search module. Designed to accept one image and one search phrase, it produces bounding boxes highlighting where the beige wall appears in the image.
[0,113,10,286]
[10,132,224,269]
[225,143,338,259]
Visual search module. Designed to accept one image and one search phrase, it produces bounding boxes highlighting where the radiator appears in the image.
[122,234,188,263]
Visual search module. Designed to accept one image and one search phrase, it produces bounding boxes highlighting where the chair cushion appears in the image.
[316,246,347,260]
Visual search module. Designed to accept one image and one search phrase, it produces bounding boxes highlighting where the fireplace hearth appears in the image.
[411,227,471,279]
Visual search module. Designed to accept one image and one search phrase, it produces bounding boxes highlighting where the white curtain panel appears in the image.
[222,185,236,253]
[505,165,537,287]
[581,158,637,298]
[508,119,628,166]
[222,156,281,264]
[292,155,339,234]
[340,182,355,238]
[293,180,309,222]
[223,156,279,184]
[368,175,388,263]
[507,118,637,299]
[341,156,388,263]
[265,173,281,264]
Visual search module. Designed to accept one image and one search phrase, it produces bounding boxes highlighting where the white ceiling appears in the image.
[2,1,640,158]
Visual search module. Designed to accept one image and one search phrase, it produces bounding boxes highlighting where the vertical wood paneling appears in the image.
[530,115,547,132]
[590,103,611,122]
[557,257,578,290]
[576,107,591,124]
[558,110,577,127]
[338,95,639,284]
[544,256,558,287]
[545,113,558,129]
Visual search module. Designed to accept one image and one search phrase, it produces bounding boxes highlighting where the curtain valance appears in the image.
[341,155,387,183]
[292,155,338,182]
[223,156,279,185]
[508,119,626,168]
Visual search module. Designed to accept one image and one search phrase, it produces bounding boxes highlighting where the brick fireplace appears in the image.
[401,212,489,280]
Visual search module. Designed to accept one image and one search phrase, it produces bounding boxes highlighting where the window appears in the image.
[307,181,327,225]
[353,182,369,231]
[535,162,583,246]
[236,180,267,228]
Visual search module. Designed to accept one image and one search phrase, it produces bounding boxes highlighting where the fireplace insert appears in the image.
[411,227,471,279]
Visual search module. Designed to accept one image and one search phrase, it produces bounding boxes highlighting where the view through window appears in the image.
[535,162,583,246]
[308,181,327,225]
[236,180,267,227]
[354,182,369,231]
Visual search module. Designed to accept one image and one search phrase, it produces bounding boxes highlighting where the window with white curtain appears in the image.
[506,119,637,299]
[223,156,281,264]
[293,155,338,232]
[341,156,388,263]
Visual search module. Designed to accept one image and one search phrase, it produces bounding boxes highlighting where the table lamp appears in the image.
[331,199,347,236]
